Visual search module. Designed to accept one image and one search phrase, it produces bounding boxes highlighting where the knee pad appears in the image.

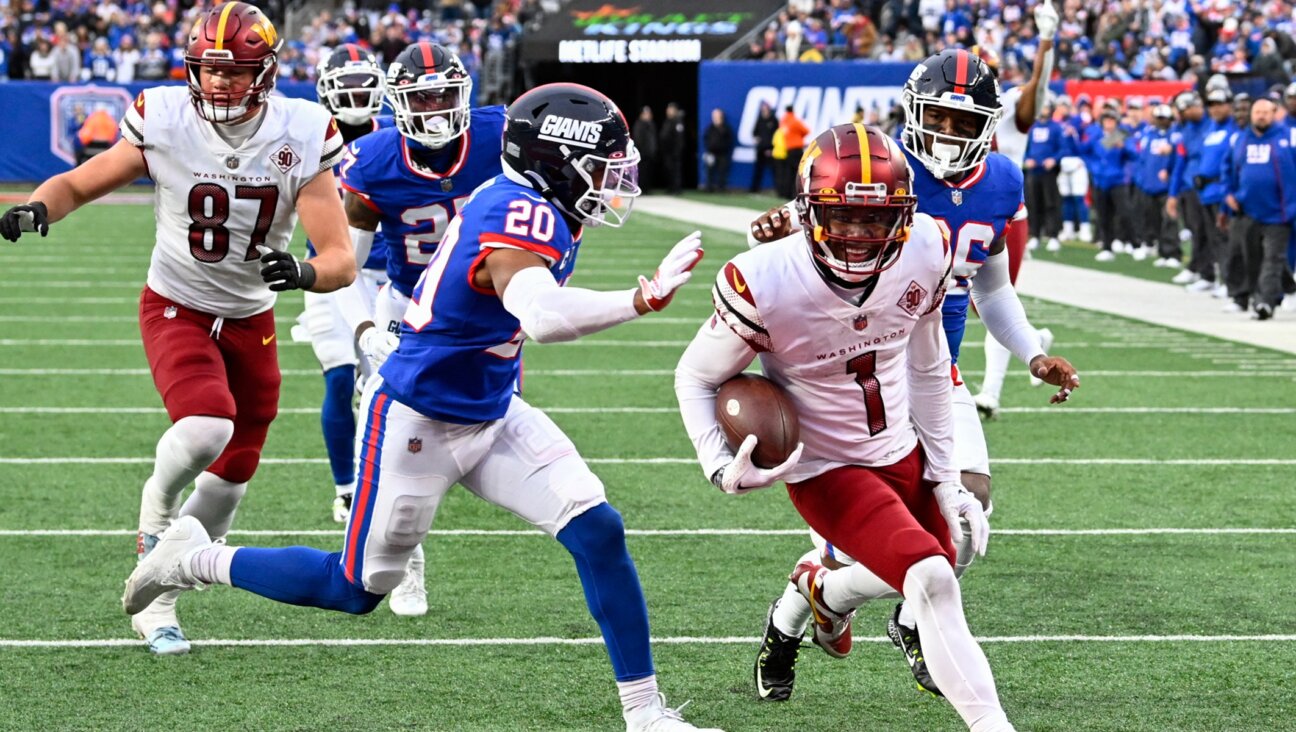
[207,418,271,484]
[904,555,960,610]
[557,502,626,559]
[360,493,439,595]
[171,415,234,468]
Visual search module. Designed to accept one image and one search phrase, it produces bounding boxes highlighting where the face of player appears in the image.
[920,105,981,156]
[821,204,902,268]
[200,65,259,121]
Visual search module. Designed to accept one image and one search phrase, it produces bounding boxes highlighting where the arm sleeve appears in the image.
[674,316,759,481]
[318,118,345,173]
[332,277,376,336]
[500,265,640,344]
[119,91,145,147]
[1168,138,1187,196]
[906,304,959,483]
[969,249,1046,365]
[349,225,374,268]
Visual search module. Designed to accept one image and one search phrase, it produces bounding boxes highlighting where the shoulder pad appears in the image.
[712,260,771,352]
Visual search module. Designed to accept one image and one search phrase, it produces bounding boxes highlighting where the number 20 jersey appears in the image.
[904,148,1025,364]
[712,214,950,481]
[379,175,581,425]
[338,106,506,298]
[120,86,343,318]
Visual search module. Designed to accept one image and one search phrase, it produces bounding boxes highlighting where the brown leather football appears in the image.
[715,374,800,469]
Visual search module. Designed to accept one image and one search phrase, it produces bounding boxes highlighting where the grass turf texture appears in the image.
[0,200,1293,731]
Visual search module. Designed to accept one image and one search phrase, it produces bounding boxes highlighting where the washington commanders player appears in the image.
[676,123,1015,731]
[0,2,355,655]
[745,49,1078,702]
[327,41,507,617]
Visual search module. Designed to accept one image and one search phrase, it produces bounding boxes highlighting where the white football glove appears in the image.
[638,230,704,311]
[357,326,399,374]
[711,434,804,495]
[934,481,990,556]
[1034,0,1058,41]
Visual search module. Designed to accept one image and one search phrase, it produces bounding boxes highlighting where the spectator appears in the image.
[114,35,140,84]
[750,101,779,193]
[1252,37,1287,87]
[776,104,809,199]
[134,32,169,81]
[703,108,734,193]
[632,106,658,193]
[659,102,686,195]
[50,32,81,82]
[0,28,12,81]
[27,37,55,80]
[82,36,116,81]
[1221,98,1296,320]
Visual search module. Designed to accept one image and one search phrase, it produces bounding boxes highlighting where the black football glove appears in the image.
[0,202,50,242]
[256,245,317,292]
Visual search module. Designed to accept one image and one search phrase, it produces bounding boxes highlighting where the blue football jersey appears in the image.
[379,175,581,424]
[339,106,507,297]
[307,114,395,271]
[904,149,1024,364]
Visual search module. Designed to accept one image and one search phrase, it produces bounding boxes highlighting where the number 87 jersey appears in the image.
[903,148,1025,365]
[338,106,507,299]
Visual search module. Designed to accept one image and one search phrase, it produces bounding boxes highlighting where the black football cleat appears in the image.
[754,600,801,701]
[887,602,943,697]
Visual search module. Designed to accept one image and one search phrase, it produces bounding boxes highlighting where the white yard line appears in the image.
[0,457,1292,466]
[0,406,1290,416]
[0,528,1289,538]
[1,634,1292,649]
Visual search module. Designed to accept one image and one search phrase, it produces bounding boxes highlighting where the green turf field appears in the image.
[0,200,1293,732]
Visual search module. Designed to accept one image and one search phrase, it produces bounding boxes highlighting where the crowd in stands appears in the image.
[0,0,545,96]
[742,0,1296,87]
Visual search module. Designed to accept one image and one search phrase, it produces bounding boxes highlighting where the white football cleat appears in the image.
[389,544,428,617]
[1186,278,1215,293]
[973,391,1000,420]
[624,694,723,732]
[1046,237,1062,252]
[122,515,210,616]
[1131,246,1150,262]
[1111,239,1126,253]
[131,592,190,656]
[1171,269,1199,284]
[1094,249,1116,262]
[332,493,351,524]
[1212,283,1229,299]
[1026,237,1039,251]
[1221,301,1244,313]
[1282,296,1296,313]
[1079,222,1093,242]
[1029,328,1054,387]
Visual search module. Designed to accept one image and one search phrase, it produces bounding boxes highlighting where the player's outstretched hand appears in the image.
[934,481,989,556]
[1029,354,1080,404]
[1034,0,1059,41]
[748,205,796,246]
[357,326,400,372]
[638,230,704,311]
[713,434,804,495]
[0,202,50,242]
[257,245,317,292]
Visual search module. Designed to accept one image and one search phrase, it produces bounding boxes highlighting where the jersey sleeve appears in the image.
[119,90,145,147]
[712,260,772,352]
[319,117,345,172]
[337,140,378,209]
[476,195,569,265]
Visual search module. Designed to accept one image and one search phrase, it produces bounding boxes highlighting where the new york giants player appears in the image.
[330,41,506,616]
[123,83,721,732]
[678,124,1015,731]
[0,2,356,656]
[745,49,1079,701]
[299,43,394,523]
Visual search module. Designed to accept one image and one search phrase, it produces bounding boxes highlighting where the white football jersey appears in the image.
[995,86,1029,167]
[713,214,951,483]
[120,87,345,318]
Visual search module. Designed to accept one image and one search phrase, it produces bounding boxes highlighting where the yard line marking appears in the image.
[0,315,302,324]
[0,281,142,288]
[1,634,1292,649]
[0,297,141,305]
[1,457,1294,466]
[0,528,1289,538]
[0,368,322,376]
[3,406,1291,417]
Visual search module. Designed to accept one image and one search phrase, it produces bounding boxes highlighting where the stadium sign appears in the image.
[558,39,702,63]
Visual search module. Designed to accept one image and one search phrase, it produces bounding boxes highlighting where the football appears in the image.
[715,374,800,469]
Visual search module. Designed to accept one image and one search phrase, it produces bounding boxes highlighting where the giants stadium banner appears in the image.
[698,61,915,187]
[522,0,785,63]
[0,81,318,182]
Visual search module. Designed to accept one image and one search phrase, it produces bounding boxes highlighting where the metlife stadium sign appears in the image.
[523,0,783,62]
[698,62,914,184]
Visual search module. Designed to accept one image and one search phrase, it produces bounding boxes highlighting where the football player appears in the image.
[122,83,721,732]
[327,41,507,617]
[677,124,1014,731]
[0,1,356,656]
[299,43,394,525]
[744,49,1079,702]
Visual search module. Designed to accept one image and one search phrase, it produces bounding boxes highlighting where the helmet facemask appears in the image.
[798,182,915,283]
[569,143,642,228]
[387,74,472,149]
[188,54,277,123]
[318,63,385,126]
[901,89,1002,179]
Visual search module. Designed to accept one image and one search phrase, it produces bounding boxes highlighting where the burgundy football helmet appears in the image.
[794,124,917,283]
[185,2,283,123]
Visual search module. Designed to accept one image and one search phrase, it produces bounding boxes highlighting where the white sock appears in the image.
[336,480,356,498]
[822,561,901,612]
[904,556,1010,731]
[188,544,238,586]
[138,416,233,536]
[179,471,246,539]
[617,674,659,713]
[773,581,812,637]
[979,332,1012,402]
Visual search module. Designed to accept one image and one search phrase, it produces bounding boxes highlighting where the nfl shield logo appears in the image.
[441,178,454,192]
[951,190,963,206]
[853,314,868,331]
[407,437,422,454]
[163,306,177,320]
